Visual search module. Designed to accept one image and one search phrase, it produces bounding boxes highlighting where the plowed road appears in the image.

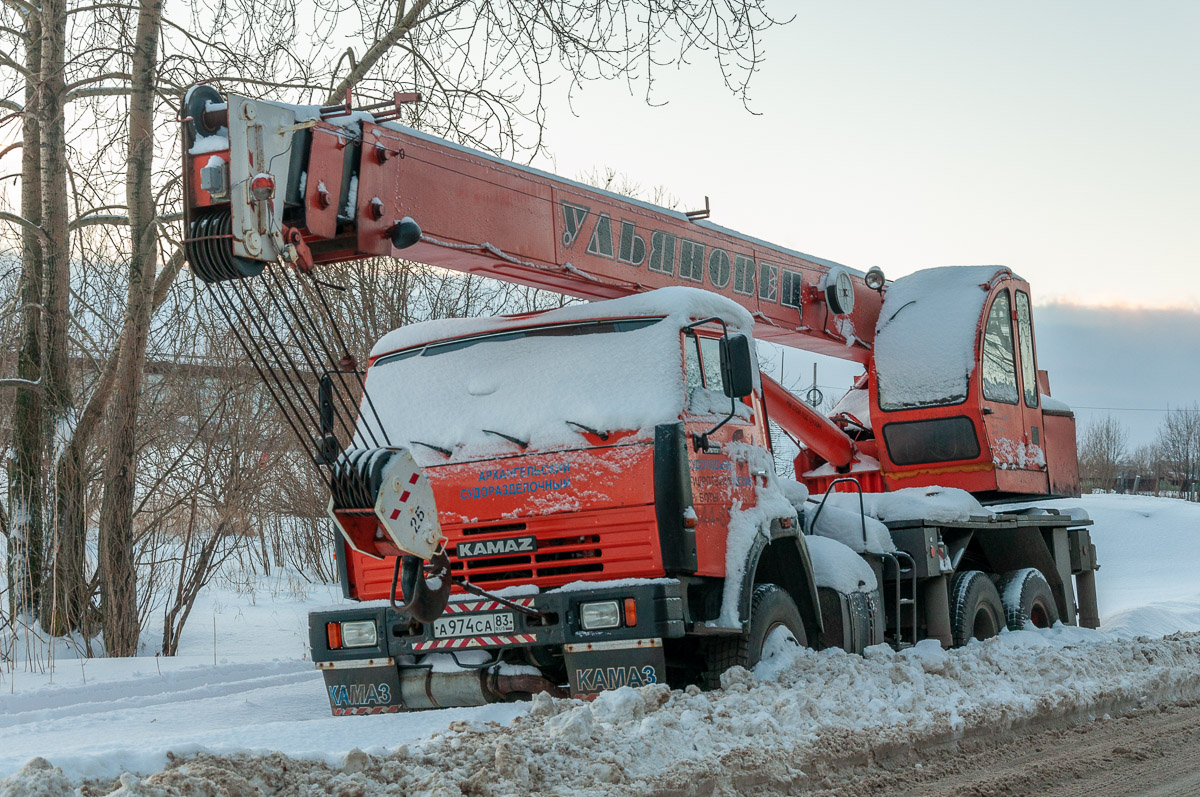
[800,699,1200,797]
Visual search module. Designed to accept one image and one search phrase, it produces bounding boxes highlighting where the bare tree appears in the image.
[319,1,785,162]
[4,2,45,622]
[1127,442,1165,496]
[1,0,787,655]
[1157,403,1200,501]
[1078,414,1128,493]
[94,0,164,656]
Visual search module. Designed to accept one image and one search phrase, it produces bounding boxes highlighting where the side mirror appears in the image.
[719,333,754,398]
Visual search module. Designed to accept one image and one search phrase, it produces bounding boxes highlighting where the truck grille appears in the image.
[444,505,660,589]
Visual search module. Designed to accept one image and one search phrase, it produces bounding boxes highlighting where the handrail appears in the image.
[808,476,868,549]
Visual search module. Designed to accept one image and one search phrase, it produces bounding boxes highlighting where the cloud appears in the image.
[1034,302,1200,445]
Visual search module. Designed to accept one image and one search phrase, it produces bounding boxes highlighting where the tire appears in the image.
[996,568,1060,630]
[701,584,807,689]
[949,570,1005,647]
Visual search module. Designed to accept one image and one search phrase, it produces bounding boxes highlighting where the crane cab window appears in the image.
[981,292,1019,404]
[1015,291,1038,408]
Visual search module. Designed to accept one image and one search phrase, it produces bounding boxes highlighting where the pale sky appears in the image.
[531,1,1200,311]
[524,2,1200,445]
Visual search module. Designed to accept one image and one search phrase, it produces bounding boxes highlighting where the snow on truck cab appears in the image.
[178,86,1101,714]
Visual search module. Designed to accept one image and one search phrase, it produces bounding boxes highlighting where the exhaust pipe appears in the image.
[398,668,567,710]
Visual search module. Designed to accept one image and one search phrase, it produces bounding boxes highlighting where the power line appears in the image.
[1072,405,1183,413]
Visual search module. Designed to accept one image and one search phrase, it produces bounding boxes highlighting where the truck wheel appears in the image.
[701,584,807,689]
[949,570,1005,647]
[996,568,1059,630]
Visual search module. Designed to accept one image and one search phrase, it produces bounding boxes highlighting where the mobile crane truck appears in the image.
[179,86,1100,714]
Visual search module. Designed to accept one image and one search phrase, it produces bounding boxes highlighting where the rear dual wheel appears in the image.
[950,568,1060,646]
[996,568,1059,630]
[949,570,1004,647]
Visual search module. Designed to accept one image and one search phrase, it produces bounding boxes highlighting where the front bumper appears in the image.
[310,580,685,712]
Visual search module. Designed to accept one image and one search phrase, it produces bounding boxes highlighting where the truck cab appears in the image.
[311,288,829,711]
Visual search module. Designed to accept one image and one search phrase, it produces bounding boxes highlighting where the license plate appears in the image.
[432,612,515,638]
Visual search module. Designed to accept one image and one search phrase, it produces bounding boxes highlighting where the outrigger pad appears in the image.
[373,448,446,560]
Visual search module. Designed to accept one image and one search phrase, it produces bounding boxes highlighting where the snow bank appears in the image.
[806,536,878,593]
[874,265,1011,409]
[805,502,896,553]
[1042,494,1200,626]
[18,631,1200,795]
[824,485,992,524]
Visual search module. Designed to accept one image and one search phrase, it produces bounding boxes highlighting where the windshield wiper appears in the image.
[482,428,529,450]
[411,440,453,458]
[565,420,610,441]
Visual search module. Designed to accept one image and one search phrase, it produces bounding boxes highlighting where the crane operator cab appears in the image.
[800,266,1080,502]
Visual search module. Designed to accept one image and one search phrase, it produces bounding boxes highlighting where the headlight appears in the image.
[340,620,378,648]
[579,601,621,630]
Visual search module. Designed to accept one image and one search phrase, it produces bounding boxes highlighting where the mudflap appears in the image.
[319,659,404,715]
[564,638,666,698]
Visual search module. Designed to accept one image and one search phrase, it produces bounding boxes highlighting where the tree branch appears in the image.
[65,72,131,91]
[69,214,129,230]
[0,0,35,15]
[0,52,30,78]
[152,247,185,307]
[64,248,185,469]
[66,2,138,13]
[0,376,42,390]
[0,210,47,246]
[0,99,21,113]
[325,0,433,104]
[68,86,132,100]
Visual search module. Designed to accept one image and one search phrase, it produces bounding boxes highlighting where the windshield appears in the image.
[357,317,684,456]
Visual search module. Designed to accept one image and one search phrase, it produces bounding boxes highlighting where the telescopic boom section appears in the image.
[760,371,857,470]
[180,86,883,363]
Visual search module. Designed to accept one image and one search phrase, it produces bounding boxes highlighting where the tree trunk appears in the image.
[38,0,90,633]
[36,0,78,631]
[96,0,162,657]
[46,446,91,633]
[39,0,70,441]
[9,13,44,621]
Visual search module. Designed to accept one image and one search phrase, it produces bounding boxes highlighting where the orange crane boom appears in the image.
[181,85,1079,501]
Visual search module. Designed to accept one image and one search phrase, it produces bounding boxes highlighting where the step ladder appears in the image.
[874,550,918,650]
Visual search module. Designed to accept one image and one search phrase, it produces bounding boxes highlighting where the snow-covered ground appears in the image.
[1,493,1198,787]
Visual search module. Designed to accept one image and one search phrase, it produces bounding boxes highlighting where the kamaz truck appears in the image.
[178,86,1100,713]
